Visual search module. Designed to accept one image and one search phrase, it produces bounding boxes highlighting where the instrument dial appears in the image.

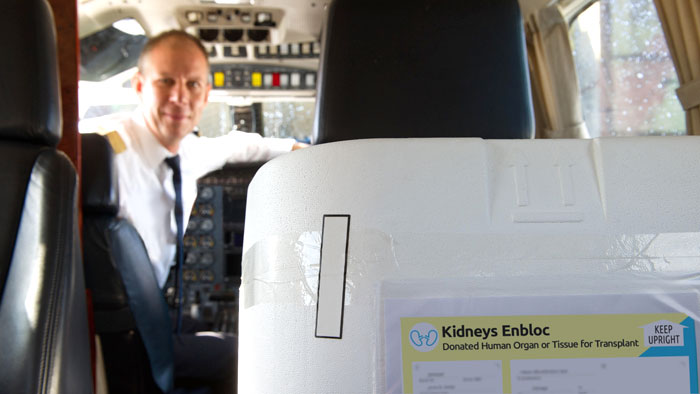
[200,218,214,232]
[198,186,215,201]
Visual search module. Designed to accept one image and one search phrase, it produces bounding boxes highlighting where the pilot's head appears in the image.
[132,30,211,153]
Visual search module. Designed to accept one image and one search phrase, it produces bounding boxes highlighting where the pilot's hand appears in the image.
[292,142,309,151]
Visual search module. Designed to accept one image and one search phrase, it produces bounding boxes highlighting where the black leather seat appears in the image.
[81,133,174,394]
[313,0,534,143]
[0,0,93,392]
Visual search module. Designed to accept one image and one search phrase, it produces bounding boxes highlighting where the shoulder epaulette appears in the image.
[98,130,127,154]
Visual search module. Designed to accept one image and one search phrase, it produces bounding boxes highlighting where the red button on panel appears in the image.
[272,72,280,87]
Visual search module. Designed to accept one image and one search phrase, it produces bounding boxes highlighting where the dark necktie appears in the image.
[164,155,184,334]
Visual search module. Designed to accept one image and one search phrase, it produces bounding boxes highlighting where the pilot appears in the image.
[102,30,305,393]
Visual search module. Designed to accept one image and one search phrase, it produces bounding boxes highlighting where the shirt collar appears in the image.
[129,108,178,169]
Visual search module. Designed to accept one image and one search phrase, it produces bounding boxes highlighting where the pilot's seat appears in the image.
[0,0,92,392]
[313,0,533,143]
[82,133,174,393]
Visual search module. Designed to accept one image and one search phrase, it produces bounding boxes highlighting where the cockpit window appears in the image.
[80,19,147,82]
[261,102,314,141]
[570,0,685,137]
[197,101,314,142]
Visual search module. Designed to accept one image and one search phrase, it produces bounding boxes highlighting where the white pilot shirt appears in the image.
[110,109,296,288]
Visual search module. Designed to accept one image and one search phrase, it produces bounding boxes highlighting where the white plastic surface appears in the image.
[238,137,700,393]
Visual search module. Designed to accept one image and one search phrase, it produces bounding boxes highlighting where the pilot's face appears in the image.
[133,37,211,153]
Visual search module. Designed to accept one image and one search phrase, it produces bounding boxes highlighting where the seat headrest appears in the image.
[313,0,534,144]
[0,0,62,146]
[81,133,119,214]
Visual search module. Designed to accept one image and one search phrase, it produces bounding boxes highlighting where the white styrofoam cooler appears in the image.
[239,138,700,393]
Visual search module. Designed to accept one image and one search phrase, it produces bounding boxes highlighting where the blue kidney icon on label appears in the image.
[409,323,439,352]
